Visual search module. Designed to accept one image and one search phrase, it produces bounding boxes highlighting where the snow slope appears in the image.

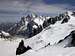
[0,39,17,56]
[0,38,25,56]
[21,47,75,56]
[0,38,75,56]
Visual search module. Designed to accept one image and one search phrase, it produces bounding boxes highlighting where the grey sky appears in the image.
[0,0,68,14]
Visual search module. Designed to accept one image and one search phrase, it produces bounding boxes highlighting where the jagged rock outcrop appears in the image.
[16,40,32,55]
[61,13,70,24]
[70,30,75,46]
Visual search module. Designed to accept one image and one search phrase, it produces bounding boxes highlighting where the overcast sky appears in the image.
[0,0,75,23]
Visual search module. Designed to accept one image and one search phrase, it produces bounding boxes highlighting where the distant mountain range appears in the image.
[0,11,75,38]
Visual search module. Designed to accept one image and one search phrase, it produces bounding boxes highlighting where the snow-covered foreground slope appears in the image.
[0,38,75,56]
[21,47,75,56]
[0,38,23,56]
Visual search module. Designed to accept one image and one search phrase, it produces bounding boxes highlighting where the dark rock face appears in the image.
[27,21,38,38]
[0,23,14,32]
[43,17,56,28]
[70,30,75,46]
[43,20,49,28]
[27,20,43,38]
[38,25,43,33]
[71,12,75,16]
[16,40,32,55]
[58,14,64,20]
[44,43,50,47]
[58,39,63,43]
[58,30,75,47]
[61,15,70,24]
[43,14,66,29]
[27,21,33,38]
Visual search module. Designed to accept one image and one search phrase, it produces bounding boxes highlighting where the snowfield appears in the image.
[21,47,75,56]
[0,11,75,56]
[0,39,18,56]
[0,38,25,56]
[0,39,75,56]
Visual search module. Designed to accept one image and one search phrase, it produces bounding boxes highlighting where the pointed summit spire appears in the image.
[26,10,38,18]
[31,12,38,18]
[26,14,31,18]
[26,14,32,22]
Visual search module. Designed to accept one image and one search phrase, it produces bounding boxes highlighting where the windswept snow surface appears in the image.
[0,38,25,56]
[0,39,18,56]
[0,11,75,56]
[21,47,75,56]
[0,39,75,56]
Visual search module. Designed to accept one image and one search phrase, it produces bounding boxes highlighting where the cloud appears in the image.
[43,0,75,6]
[0,0,74,15]
[29,4,67,14]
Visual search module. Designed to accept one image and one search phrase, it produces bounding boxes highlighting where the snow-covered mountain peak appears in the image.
[66,11,75,25]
